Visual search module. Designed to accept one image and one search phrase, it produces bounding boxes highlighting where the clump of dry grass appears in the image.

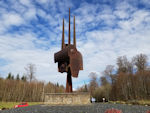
[109,100,150,106]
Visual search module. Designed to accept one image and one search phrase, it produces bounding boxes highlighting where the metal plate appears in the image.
[69,49,83,78]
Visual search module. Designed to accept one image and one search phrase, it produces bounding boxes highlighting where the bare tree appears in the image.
[104,65,114,76]
[117,56,133,74]
[88,72,98,95]
[25,63,36,82]
[100,76,111,101]
[132,54,148,72]
[117,56,128,73]
[100,76,108,86]
[103,65,115,84]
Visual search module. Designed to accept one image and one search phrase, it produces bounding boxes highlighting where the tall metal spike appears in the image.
[68,8,71,45]
[73,16,76,47]
[61,19,65,49]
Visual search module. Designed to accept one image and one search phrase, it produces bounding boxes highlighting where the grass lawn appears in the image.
[0,102,43,109]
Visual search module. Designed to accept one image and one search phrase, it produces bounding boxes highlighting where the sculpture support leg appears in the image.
[66,70,72,93]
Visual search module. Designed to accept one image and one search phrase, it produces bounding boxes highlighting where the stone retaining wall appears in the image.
[44,93,90,105]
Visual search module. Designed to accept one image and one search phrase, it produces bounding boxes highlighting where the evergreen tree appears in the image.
[0,74,3,80]
[21,76,27,82]
[84,84,88,92]
[7,72,12,79]
[56,82,59,87]
[11,75,14,80]
[16,74,20,80]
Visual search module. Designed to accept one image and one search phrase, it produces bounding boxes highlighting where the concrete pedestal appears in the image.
[44,93,90,105]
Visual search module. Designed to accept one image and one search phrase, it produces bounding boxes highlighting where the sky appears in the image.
[0,0,150,89]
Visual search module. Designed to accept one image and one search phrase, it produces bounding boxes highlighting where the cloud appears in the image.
[0,0,150,89]
[0,13,24,33]
[3,13,23,26]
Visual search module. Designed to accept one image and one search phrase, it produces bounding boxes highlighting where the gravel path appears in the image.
[0,103,150,113]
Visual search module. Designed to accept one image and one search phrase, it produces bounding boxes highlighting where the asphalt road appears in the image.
[0,103,150,113]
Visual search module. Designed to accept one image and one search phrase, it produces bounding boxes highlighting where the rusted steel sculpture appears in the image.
[54,8,83,93]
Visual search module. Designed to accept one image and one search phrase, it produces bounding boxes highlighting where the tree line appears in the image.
[1,54,149,102]
[0,64,65,102]
[78,53,150,101]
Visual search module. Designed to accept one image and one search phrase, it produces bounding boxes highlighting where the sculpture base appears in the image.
[44,93,90,105]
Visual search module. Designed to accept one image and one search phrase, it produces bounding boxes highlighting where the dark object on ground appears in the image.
[54,8,83,93]
[105,108,122,113]
[97,98,108,102]
[1,108,9,110]
[1,103,150,113]
[14,102,29,108]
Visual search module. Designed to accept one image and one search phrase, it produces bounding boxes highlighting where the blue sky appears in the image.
[0,0,150,89]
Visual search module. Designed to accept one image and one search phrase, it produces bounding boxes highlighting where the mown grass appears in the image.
[0,102,43,109]
[109,100,150,106]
